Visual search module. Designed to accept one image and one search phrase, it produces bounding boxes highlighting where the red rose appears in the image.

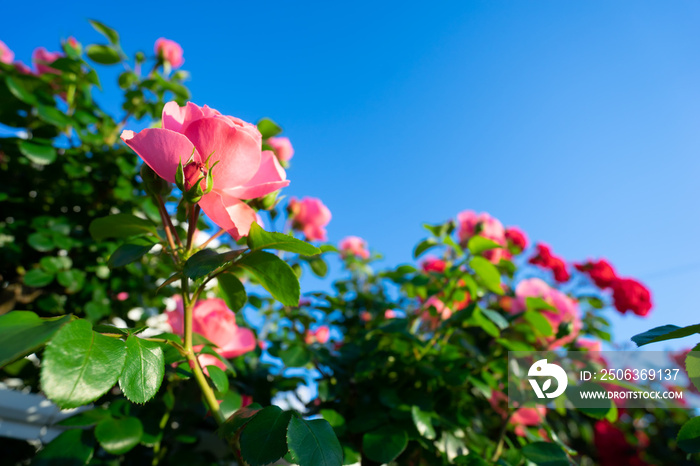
[575,259,617,289]
[609,278,652,317]
[529,243,570,282]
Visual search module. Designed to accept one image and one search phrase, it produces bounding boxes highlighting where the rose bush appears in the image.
[0,21,698,466]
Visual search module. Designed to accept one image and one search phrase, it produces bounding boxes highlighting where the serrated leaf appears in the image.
[287,417,343,466]
[678,416,700,453]
[95,417,143,455]
[19,140,57,165]
[248,222,321,255]
[87,44,121,65]
[89,214,157,241]
[41,319,127,408]
[631,324,700,347]
[469,256,503,294]
[236,251,300,306]
[240,406,293,466]
[362,425,408,464]
[118,335,165,404]
[0,311,72,368]
[218,273,247,311]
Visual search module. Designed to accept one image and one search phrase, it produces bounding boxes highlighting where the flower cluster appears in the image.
[529,243,570,282]
[576,259,652,316]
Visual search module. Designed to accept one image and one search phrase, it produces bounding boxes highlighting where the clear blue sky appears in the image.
[7,1,700,348]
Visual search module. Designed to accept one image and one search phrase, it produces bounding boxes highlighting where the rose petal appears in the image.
[183,118,261,189]
[162,101,204,133]
[197,190,258,239]
[217,327,257,359]
[121,128,201,183]
[225,151,290,199]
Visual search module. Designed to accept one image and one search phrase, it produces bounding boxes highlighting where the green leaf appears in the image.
[118,336,165,404]
[257,118,283,139]
[220,403,262,438]
[566,382,611,419]
[308,257,329,277]
[33,429,94,466]
[218,273,247,311]
[524,311,553,336]
[413,238,439,258]
[521,442,569,466]
[184,249,240,280]
[24,269,55,287]
[362,426,408,464]
[287,417,343,466]
[57,269,86,293]
[41,319,127,408]
[240,406,293,466]
[411,406,436,440]
[28,232,55,252]
[207,365,229,393]
[678,416,700,453]
[89,214,157,241]
[19,140,57,165]
[280,344,310,367]
[108,240,154,268]
[86,44,121,65]
[89,19,120,44]
[37,105,72,128]
[236,251,300,306]
[40,256,72,273]
[0,311,72,368]
[686,346,700,393]
[467,235,502,255]
[95,417,143,455]
[480,308,509,330]
[631,324,700,347]
[469,256,503,294]
[320,409,346,435]
[5,76,38,105]
[219,390,243,419]
[526,296,558,313]
[247,222,321,255]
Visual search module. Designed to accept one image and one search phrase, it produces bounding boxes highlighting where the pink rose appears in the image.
[339,236,369,259]
[13,61,33,75]
[267,137,294,162]
[166,297,256,371]
[511,278,581,348]
[305,326,330,344]
[384,309,398,319]
[456,210,507,263]
[32,47,63,75]
[421,297,452,329]
[116,292,129,301]
[488,390,546,437]
[288,197,331,241]
[154,38,184,68]
[421,256,446,273]
[122,101,289,239]
[0,40,15,65]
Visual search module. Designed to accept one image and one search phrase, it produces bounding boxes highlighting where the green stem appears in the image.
[186,204,200,254]
[182,277,225,425]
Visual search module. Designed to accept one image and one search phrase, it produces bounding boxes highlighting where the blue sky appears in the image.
[7,1,700,349]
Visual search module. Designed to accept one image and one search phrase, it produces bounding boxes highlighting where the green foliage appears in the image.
[41,319,127,408]
[247,222,321,255]
[0,311,72,367]
[33,429,94,466]
[236,251,300,306]
[218,273,247,311]
[521,442,569,466]
[362,425,408,463]
[89,214,158,241]
[118,335,165,403]
[631,324,700,346]
[240,406,293,466]
[95,416,144,455]
[287,417,343,466]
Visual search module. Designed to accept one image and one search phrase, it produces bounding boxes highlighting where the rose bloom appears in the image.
[505,227,528,252]
[489,390,547,437]
[610,277,652,317]
[154,38,184,68]
[267,137,294,162]
[384,309,399,319]
[529,243,570,282]
[575,259,617,289]
[122,101,289,238]
[0,40,14,64]
[421,296,452,329]
[305,326,330,344]
[166,298,256,371]
[510,278,581,348]
[288,197,331,241]
[116,292,129,301]
[339,236,369,259]
[456,210,507,263]
[421,256,446,273]
[32,47,63,75]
